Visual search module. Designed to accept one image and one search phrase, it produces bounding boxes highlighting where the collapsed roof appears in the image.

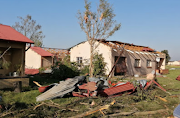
[97,40,154,52]
[96,40,164,55]
[43,47,69,58]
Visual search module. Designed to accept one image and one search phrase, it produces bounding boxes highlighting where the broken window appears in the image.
[77,57,82,64]
[135,59,141,67]
[147,60,152,67]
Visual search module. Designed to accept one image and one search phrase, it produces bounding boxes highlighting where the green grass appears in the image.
[157,68,180,95]
[166,65,180,69]
[2,90,40,105]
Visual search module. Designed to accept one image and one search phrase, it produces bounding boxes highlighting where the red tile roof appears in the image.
[25,68,39,75]
[0,24,34,43]
[30,47,53,57]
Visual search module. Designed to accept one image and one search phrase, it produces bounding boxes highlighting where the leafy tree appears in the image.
[13,15,45,47]
[79,53,106,76]
[80,65,89,75]
[51,56,79,80]
[93,53,106,76]
[77,0,121,77]
[51,61,79,80]
[161,50,171,64]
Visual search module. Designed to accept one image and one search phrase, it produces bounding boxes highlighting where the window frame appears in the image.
[135,59,141,68]
[147,59,152,68]
[76,57,83,64]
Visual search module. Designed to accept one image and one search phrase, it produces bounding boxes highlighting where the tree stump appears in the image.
[14,81,22,93]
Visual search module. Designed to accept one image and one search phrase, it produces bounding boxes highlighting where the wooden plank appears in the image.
[0,78,29,89]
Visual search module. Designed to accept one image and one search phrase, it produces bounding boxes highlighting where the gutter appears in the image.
[25,44,31,51]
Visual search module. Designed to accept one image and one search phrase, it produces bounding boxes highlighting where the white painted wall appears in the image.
[94,41,112,74]
[25,48,41,69]
[161,54,166,70]
[70,42,90,65]
[70,41,112,75]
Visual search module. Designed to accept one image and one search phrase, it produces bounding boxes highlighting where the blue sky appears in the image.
[1,0,180,61]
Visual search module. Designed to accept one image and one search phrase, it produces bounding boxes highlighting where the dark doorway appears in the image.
[114,57,127,76]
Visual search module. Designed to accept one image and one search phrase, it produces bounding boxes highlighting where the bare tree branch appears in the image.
[77,0,121,77]
[12,15,45,47]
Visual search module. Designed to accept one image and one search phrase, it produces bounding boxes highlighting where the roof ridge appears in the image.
[30,46,53,57]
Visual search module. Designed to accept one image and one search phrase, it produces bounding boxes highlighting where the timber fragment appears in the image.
[72,100,115,118]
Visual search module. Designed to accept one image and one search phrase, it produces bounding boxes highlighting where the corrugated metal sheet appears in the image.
[36,78,78,102]
[176,75,180,81]
[98,82,135,97]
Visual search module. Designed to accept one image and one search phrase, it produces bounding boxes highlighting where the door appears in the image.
[114,57,127,76]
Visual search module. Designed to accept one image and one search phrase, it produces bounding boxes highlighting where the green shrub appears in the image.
[93,53,106,76]
[51,56,79,80]
[80,65,89,75]
[39,67,45,73]
[79,52,106,76]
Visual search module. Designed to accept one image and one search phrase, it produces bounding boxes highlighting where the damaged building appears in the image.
[43,47,69,62]
[0,24,34,88]
[70,40,166,76]
[0,24,34,76]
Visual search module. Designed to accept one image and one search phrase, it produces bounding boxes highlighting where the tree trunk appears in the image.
[89,41,94,77]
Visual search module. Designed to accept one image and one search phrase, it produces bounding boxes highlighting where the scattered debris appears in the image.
[144,79,166,92]
[34,73,167,102]
[146,70,155,80]
[36,78,79,102]
[72,100,116,118]
[36,76,87,101]
[33,81,57,93]
[163,75,167,77]
[107,109,168,117]
[138,80,147,88]
[169,68,176,70]
[155,96,168,102]
[134,74,139,78]
[98,82,136,97]
[176,75,180,81]
[160,69,169,74]
[73,82,97,97]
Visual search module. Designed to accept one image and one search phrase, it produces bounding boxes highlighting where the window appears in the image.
[77,57,82,64]
[135,59,141,67]
[147,60,152,67]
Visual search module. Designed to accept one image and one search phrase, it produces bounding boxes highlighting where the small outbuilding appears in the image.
[25,46,53,71]
[0,24,34,89]
[0,24,34,76]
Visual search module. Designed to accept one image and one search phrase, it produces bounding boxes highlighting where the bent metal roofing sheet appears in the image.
[0,24,34,43]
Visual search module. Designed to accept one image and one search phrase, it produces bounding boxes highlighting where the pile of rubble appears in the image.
[34,74,167,102]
